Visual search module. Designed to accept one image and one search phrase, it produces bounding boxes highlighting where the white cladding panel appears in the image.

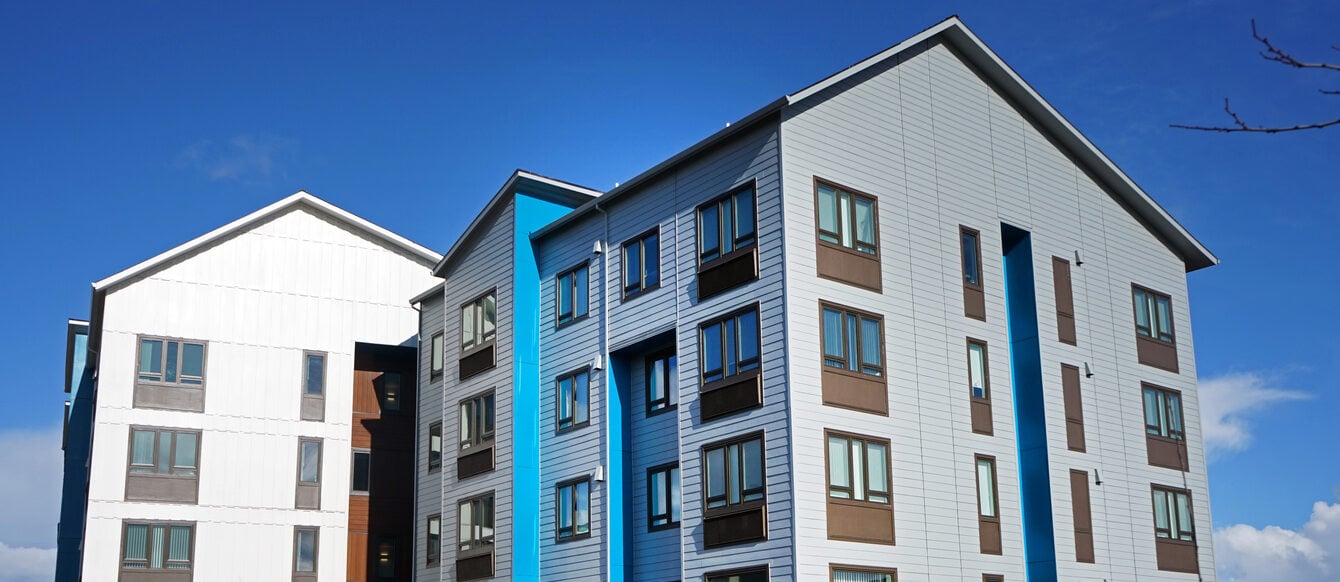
[83,205,436,581]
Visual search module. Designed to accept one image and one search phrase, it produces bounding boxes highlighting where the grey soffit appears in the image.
[528,16,1216,272]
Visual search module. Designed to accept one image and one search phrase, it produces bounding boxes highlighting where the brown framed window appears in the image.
[301,351,326,421]
[815,178,882,291]
[1152,484,1199,572]
[622,228,660,299]
[648,463,680,530]
[706,565,768,582]
[704,434,765,511]
[350,449,371,495]
[826,431,894,544]
[556,369,590,432]
[1070,470,1094,563]
[556,262,590,327]
[293,526,318,580]
[430,332,444,379]
[831,565,896,581]
[1143,383,1189,471]
[1062,364,1085,452]
[1052,257,1077,345]
[1132,284,1179,372]
[696,181,759,298]
[428,421,443,472]
[295,438,322,510]
[125,427,199,504]
[820,302,887,414]
[426,515,441,567]
[120,521,194,573]
[975,455,1001,555]
[967,339,993,435]
[134,335,208,412]
[698,306,763,421]
[646,351,677,415]
[555,477,592,541]
[960,227,986,320]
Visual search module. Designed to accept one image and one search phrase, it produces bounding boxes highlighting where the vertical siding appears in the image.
[780,38,1213,581]
[416,292,445,581]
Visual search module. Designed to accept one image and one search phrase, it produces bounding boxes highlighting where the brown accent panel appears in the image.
[979,517,1002,555]
[970,399,993,436]
[964,285,986,321]
[347,533,368,581]
[817,243,882,292]
[1070,470,1095,563]
[133,384,204,413]
[821,368,888,415]
[456,553,494,581]
[1156,538,1199,573]
[1136,335,1179,373]
[1147,435,1189,471]
[700,370,762,422]
[1061,364,1085,452]
[703,504,767,548]
[457,446,495,480]
[125,475,197,504]
[1053,257,1077,345]
[458,345,495,381]
[697,246,759,300]
[827,499,895,544]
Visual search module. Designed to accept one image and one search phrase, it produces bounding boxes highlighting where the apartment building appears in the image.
[415,16,1218,582]
[55,192,441,581]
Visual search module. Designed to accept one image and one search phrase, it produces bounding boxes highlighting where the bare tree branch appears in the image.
[1253,19,1340,71]
[1170,98,1340,133]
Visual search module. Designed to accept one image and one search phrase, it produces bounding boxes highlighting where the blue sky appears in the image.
[1,1,1336,580]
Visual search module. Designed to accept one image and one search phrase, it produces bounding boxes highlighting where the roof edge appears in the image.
[409,281,445,306]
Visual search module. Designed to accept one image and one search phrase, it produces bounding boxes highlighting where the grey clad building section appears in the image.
[414,15,1217,582]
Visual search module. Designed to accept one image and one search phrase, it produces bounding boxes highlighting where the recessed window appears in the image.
[648,463,680,530]
[556,478,592,540]
[622,229,660,298]
[698,183,757,265]
[293,527,318,576]
[646,352,677,415]
[137,337,206,386]
[129,428,198,476]
[831,567,896,582]
[1143,385,1184,440]
[375,536,396,579]
[121,521,193,573]
[701,309,760,384]
[460,391,495,450]
[1133,286,1175,343]
[377,372,402,413]
[822,305,883,377]
[430,332,444,379]
[351,450,371,495]
[704,435,764,510]
[1152,486,1194,541]
[426,515,441,567]
[458,494,495,552]
[817,181,877,255]
[827,434,890,504]
[557,369,590,432]
[461,292,497,351]
[556,263,590,327]
[428,421,443,472]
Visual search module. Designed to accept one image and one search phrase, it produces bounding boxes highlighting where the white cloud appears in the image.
[1198,372,1308,457]
[0,425,63,549]
[0,542,57,582]
[1217,499,1340,582]
[177,133,296,183]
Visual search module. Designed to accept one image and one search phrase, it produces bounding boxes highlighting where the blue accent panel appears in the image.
[607,360,630,581]
[56,329,92,582]
[512,193,578,581]
[1002,224,1058,582]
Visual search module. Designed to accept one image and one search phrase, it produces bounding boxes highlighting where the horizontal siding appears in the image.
[416,292,445,581]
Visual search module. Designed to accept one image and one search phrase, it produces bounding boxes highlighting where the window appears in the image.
[430,332,444,379]
[706,566,768,582]
[293,527,318,575]
[961,227,986,320]
[556,478,592,540]
[137,337,206,386]
[822,305,883,377]
[121,521,193,572]
[351,450,371,495]
[296,438,322,510]
[701,308,760,384]
[967,339,993,435]
[428,421,443,472]
[378,372,402,413]
[622,229,660,298]
[976,455,1001,554]
[557,369,590,432]
[458,494,495,552]
[646,352,677,415]
[426,515,441,567]
[375,536,396,579]
[826,433,890,504]
[461,292,497,351]
[1152,486,1195,541]
[704,435,765,510]
[648,463,680,530]
[128,428,198,476]
[556,263,589,326]
[1143,386,1184,440]
[816,180,877,255]
[698,183,757,265]
[1053,257,1076,345]
[460,391,496,449]
[832,567,896,582]
[303,352,325,396]
[1133,286,1175,343]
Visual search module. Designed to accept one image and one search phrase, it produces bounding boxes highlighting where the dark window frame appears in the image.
[814,177,880,257]
[555,261,590,328]
[119,520,195,573]
[824,429,892,506]
[426,514,441,567]
[1151,484,1196,542]
[975,455,1000,520]
[1142,384,1185,441]
[134,335,209,388]
[555,476,593,542]
[429,332,445,380]
[555,368,591,433]
[829,564,897,582]
[456,492,495,556]
[820,302,886,378]
[293,526,319,576]
[459,389,497,450]
[960,226,983,289]
[645,350,677,416]
[1132,284,1176,344]
[350,448,371,496]
[428,421,443,472]
[696,181,759,269]
[701,431,766,517]
[647,462,680,531]
[698,304,762,387]
[705,565,769,582]
[967,339,991,402]
[460,290,498,354]
[621,227,661,300]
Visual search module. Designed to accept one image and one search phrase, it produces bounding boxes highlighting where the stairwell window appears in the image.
[121,521,193,572]
[557,369,590,432]
[556,477,592,540]
[648,463,681,530]
[556,262,590,327]
[622,228,660,299]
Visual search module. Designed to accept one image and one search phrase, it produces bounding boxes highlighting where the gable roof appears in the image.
[431,170,601,277]
[533,16,1217,271]
[92,190,441,293]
